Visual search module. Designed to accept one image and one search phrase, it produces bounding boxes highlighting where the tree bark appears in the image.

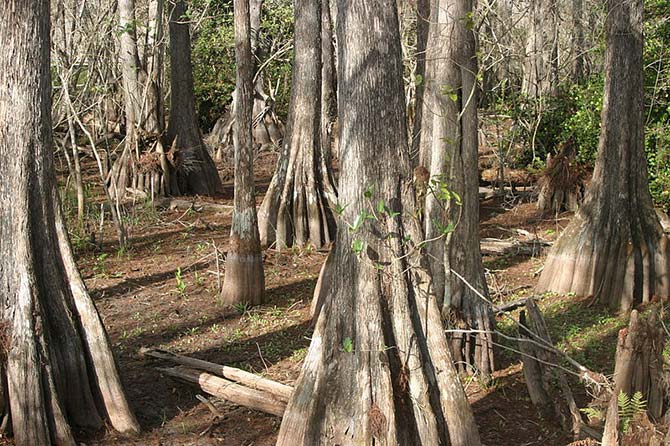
[0,1,140,443]
[276,2,481,444]
[320,0,337,164]
[166,0,223,196]
[602,310,665,445]
[159,367,287,417]
[571,0,585,82]
[521,0,558,98]
[412,0,430,161]
[257,0,336,249]
[418,0,495,377]
[536,0,670,311]
[221,0,266,307]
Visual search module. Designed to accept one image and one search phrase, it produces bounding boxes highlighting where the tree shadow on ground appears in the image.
[114,277,316,432]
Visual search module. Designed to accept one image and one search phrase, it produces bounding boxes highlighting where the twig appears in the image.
[256,342,270,372]
[213,240,222,293]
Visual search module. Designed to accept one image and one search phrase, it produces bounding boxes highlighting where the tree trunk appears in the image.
[166,0,223,196]
[113,0,166,200]
[257,0,336,249]
[536,0,670,311]
[146,0,165,132]
[536,138,586,214]
[521,0,558,98]
[0,1,140,443]
[411,0,430,161]
[221,0,266,307]
[602,310,665,445]
[276,2,481,444]
[321,0,337,165]
[571,0,585,82]
[418,0,495,377]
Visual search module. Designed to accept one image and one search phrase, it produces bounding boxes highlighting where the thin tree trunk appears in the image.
[418,0,494,377]
[0,1,140,443]
[145,0,165,133]
[67,113,86,223]
[572,0,585,82]
[276,2,481,444]
[536,0,670,311]
[320,0,337,165]
[412,0,430,161]
[221,0,265,306]
[207,0,285,160]
[166,0,223,196]
[257,0,336,249]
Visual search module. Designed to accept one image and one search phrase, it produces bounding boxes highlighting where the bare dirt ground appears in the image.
[53,153,621,446]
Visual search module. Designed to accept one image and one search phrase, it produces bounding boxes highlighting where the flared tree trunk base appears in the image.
[277,240,480,446]
[537,212,670,311]
[446,296,496,379]
[221,244,265,307]
[108,141,179,200]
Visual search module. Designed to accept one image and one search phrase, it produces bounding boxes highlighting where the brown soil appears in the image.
[56,154,583,446]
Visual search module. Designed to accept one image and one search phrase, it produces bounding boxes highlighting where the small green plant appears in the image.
[618,390,647,433]
[579,406,605,424]
[233,301,250,315]
[342,337,354,353]
[194,271,206,286]
[93,253,109,278]
[175,267,186,295]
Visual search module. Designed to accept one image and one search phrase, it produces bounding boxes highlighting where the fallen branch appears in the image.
[159,366,286,417]
[520,299,585,440]
[494,297,528,314]
[142,347,293,402]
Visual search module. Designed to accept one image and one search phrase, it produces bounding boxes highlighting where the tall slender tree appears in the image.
[0,0,140,443]
[166,0,223,195]
[536,0,670,311]
[276,1,481,444]
[418,0,494,377]
[221,0,266,306]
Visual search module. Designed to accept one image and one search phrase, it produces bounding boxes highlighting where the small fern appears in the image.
[617,390,646,433]
[579,406,604,423]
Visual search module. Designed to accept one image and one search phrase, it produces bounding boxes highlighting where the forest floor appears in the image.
[58,154,630,446]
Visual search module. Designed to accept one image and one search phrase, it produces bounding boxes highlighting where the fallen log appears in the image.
[142,348,293,402]
[480,237,551,256]
[159,366,287,417]
[153,198,234,213]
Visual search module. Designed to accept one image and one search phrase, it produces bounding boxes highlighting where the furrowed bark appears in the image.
[418,0,494,377]
[276,2,481,444]
[166,0,222,196]
[0,2,140,443]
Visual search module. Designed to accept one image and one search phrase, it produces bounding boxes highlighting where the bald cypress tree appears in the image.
[0,1,140,443]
